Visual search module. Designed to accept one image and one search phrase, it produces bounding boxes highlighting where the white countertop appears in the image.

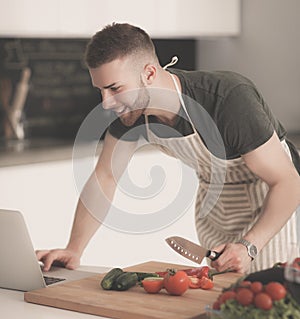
[0,265,110,319]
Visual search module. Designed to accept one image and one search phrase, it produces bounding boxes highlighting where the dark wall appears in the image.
[153,39,196,70]
[0,38,196,140]
[0,38,99,140]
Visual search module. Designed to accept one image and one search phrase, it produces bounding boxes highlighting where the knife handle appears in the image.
[206,250,222,261]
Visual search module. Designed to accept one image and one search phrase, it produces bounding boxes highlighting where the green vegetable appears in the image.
[129,272,160,281]
[214,293,300,319]
[100,268,160,292]
[100,268,124,290]
[113,272,139,291]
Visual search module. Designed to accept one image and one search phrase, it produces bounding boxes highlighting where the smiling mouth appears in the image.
[115,106,127,115]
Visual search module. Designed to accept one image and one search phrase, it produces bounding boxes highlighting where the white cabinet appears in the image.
[156,0,241,37]
[0,148,201,268]
[0,0,60,36]
[0,160,78,250]
[0,0,240,37]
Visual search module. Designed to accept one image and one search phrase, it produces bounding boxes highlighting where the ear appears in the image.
[142,64,156,85]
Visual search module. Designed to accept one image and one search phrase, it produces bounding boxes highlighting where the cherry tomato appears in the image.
[254,292,273,310]
[163,270,190,296]
[239,280,252,288]
[236,288,254,306]
[219,290,236,304]
[142,278,164,294]
[212,300,221,310]
[250,281,263,294]
[265,282,287,301]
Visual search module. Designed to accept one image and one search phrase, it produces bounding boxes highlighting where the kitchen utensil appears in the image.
[24,261,241,319]
[6,67,31,139]
[165,236,222,264]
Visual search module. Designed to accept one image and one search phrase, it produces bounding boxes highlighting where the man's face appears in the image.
[89,57,150,126]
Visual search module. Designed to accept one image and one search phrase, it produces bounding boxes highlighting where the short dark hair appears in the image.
[85,23,157,68]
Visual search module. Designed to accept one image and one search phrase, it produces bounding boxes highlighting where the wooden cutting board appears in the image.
[24,261,241,319]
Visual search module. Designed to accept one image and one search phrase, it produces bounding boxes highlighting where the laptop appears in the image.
[0,209,98,292]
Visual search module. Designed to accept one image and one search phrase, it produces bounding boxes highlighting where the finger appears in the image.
[211,247,236,271]
[210,244,226,269]
[65,253,80,270]
[211,243,226,254]
[65,260,78,270]
[42,252,60,272]
[219,257,240,272]
[214,247,246,273]
[35,250,50,261]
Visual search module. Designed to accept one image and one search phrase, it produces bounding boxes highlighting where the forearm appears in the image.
[66,198,100,255]
[244,176,300,251]
[66,170,117,256]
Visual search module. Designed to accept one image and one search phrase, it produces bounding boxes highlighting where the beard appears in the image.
[119,84,150,127]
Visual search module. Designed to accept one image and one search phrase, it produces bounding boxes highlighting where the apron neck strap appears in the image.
[163,56,178,69]
[169,73,194,125]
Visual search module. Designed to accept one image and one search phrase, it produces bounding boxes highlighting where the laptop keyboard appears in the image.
[43,276,66,286]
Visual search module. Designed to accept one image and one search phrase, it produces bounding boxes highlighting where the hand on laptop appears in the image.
[36,248,80,272]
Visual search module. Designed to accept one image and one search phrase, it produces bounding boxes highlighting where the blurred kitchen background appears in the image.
[0,0,299,152]
[0,0,299,268]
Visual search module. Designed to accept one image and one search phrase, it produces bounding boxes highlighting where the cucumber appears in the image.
[130,272,160,281]
[113,272,139,291]
[100,268,124,290]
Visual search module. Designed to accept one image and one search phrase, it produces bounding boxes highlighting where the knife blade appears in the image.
[165,236,222,264]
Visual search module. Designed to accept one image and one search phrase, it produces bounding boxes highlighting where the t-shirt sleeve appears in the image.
[218,84,274,156]
[108,115,146,141]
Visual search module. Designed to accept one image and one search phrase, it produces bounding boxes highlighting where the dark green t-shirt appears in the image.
[108,68,300,172]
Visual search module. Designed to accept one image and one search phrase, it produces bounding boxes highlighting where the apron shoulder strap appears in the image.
[169,73,194,126]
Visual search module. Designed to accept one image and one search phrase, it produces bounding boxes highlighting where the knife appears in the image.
[165,236,222,264]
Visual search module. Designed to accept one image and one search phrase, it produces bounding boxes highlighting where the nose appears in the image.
[101,90,116,110]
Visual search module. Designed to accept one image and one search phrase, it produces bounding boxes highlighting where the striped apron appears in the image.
[145,74,298,273]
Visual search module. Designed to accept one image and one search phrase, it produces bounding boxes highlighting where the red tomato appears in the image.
[239,280,252,288]
[254,292,273,310]
[163,270,190,296]
[219,290,236,304]
[142,278,164,294]
[236,288,254,306]
[212,300,221,310]
[265,282,287,301]
[250,281,263,294]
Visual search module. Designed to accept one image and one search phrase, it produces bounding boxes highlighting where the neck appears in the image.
[144,70,182,125]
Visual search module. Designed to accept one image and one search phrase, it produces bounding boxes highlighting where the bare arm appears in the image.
[212,131,300,272]
[241,132,300,250]
[37,132,139,270]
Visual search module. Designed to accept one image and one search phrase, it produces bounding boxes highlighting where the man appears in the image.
[37,23,300,274]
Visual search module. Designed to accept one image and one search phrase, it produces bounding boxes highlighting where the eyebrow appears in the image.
[103,82,118,89]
